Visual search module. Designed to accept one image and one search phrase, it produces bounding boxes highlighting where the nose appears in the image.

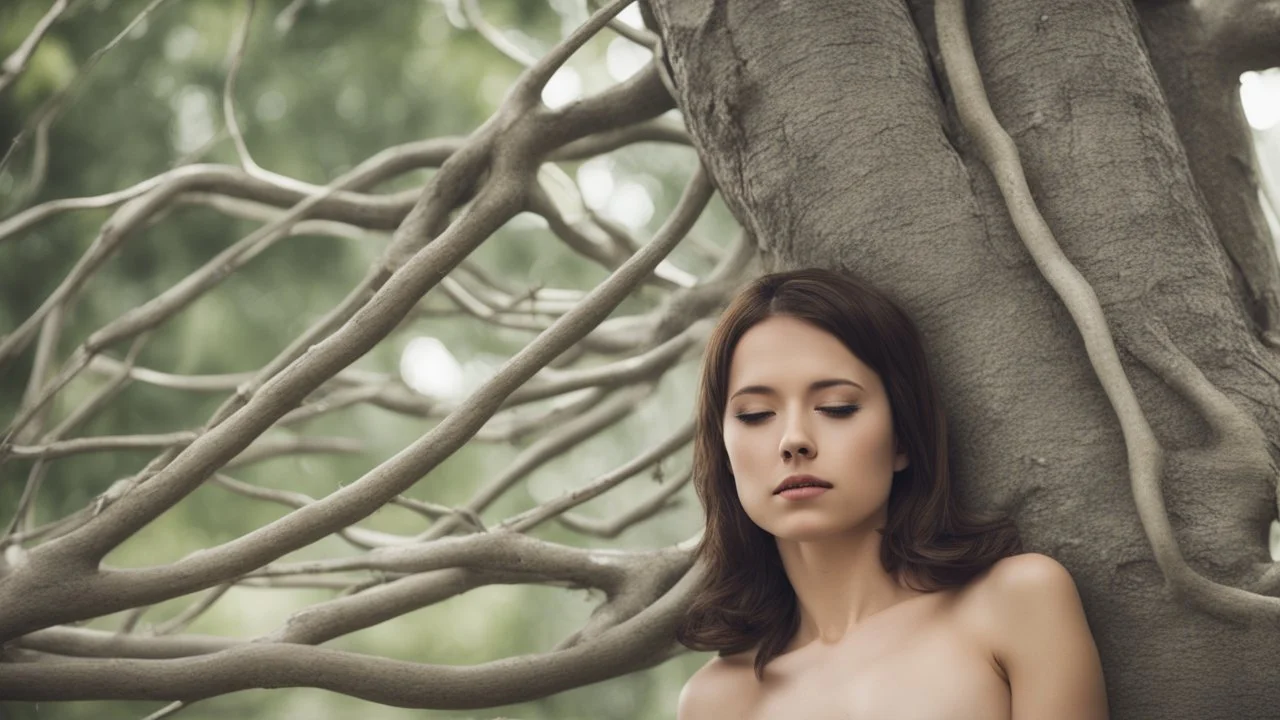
[782,442,814,460]
[780,417,816,461]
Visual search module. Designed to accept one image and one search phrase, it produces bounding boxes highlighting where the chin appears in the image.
[767,519,852,542]
[761,508,886,542]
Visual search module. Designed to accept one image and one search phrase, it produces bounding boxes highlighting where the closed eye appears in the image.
[734,405,860,424]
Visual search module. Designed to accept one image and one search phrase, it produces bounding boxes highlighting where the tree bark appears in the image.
[1135,1,1280,347]
[649,1,1280,717]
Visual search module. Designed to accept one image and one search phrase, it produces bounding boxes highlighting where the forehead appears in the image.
[727,316,874,390]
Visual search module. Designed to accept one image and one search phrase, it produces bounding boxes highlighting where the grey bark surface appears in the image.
[1136,2,1280,347]
[649,1,1280,717]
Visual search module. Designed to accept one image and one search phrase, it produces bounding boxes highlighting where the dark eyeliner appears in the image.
[733,404,859,424]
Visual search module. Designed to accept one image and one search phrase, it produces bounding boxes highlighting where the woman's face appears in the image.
[722,315,908,541]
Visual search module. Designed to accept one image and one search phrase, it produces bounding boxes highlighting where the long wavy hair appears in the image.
[675,267,1022,680]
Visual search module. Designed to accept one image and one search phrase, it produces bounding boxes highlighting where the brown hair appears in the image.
[675,267,1022,680]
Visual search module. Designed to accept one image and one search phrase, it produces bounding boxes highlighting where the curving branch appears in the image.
[249,528,637,583]
[593,0,659,49]
[938,0,1280,626]
[462,0,539,67]
[17,626,240,659]
[0,0,71,97]
[8,536,698,699]
[4,334,148,543]
[79,349,636,441]
[0,162,713,639]
[426,273,568,325]
[1,554,701,707]
[0,143,457,246]
[208,474,420,550]
[551,116,690,159]
[531,162,697,290]
[221,0,319,197]
[152,582,235,636]
[0,0,728,708]
[8,431,202,461]
[505,320,709,406]
[557,466,692,539]
[532,62,675,152]
[501,415,694,533]
[0,0,179,178]
[0,119,689,247]
[415,383,657,542]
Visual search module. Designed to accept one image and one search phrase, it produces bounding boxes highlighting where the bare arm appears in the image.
[984,553,1109,719]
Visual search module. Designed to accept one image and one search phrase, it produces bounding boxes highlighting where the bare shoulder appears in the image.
[958,552,1109,719]
[978,552,1079,603]
[676,653,752,720]
[957,552,1083,647]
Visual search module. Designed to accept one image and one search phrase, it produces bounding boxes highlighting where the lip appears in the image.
[776,486,831,500]
[773,474,834,495]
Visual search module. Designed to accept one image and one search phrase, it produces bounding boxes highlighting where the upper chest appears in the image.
[716,595,1010,720]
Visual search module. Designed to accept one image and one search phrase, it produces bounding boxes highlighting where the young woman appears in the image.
[675,268,1108,719]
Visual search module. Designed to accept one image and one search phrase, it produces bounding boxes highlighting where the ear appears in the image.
[893,439,909,472]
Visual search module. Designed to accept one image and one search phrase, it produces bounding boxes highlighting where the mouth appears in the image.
[773,474,834,495]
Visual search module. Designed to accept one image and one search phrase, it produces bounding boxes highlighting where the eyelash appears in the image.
[733,405,860,424]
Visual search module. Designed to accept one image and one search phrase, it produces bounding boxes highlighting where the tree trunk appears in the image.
[649,1,1280,717]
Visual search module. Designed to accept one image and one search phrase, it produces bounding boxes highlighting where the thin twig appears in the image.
[221,0,312,195]
[0,0,71,96]
[140,701,188,720]
[556,466,691,538]
[0,0,178,177]
[503,416,693,532]
[463,0,538,67]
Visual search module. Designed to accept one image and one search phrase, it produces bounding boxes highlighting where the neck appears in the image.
[775,518,924,651]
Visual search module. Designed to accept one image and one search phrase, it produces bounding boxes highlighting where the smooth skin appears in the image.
[678,316,1107,719]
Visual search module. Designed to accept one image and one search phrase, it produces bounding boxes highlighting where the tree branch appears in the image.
[501,416,694,533]
[0,141,463,246]
[557,466,691,539]
[208,473,480,549]
[0,0,71,97]
[0,0,180,178]
[4,335,147,543]
[507,0,635,107]
[249,530,632,586]
[16,626,239,659]
[533,63,675,152]
[5,550,701,702]
[414,383,656,543]
[0,558,702,706]
[0,165,711,640]
[504,320,708,406]
[462,0,538,67]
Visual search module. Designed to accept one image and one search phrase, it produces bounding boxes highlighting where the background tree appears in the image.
[0,1,1279,719]
[648,0,1280,717]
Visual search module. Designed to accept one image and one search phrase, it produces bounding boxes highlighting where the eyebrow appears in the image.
[728,378,864,401]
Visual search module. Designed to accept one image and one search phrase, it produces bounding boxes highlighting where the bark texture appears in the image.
[1135,2,1280,347]
[649,1,1280,717]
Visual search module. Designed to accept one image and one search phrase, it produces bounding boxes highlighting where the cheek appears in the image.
[722,426,747,466]
[731,474,769,527]
[844,419,895,463]
[724,433,769,478]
